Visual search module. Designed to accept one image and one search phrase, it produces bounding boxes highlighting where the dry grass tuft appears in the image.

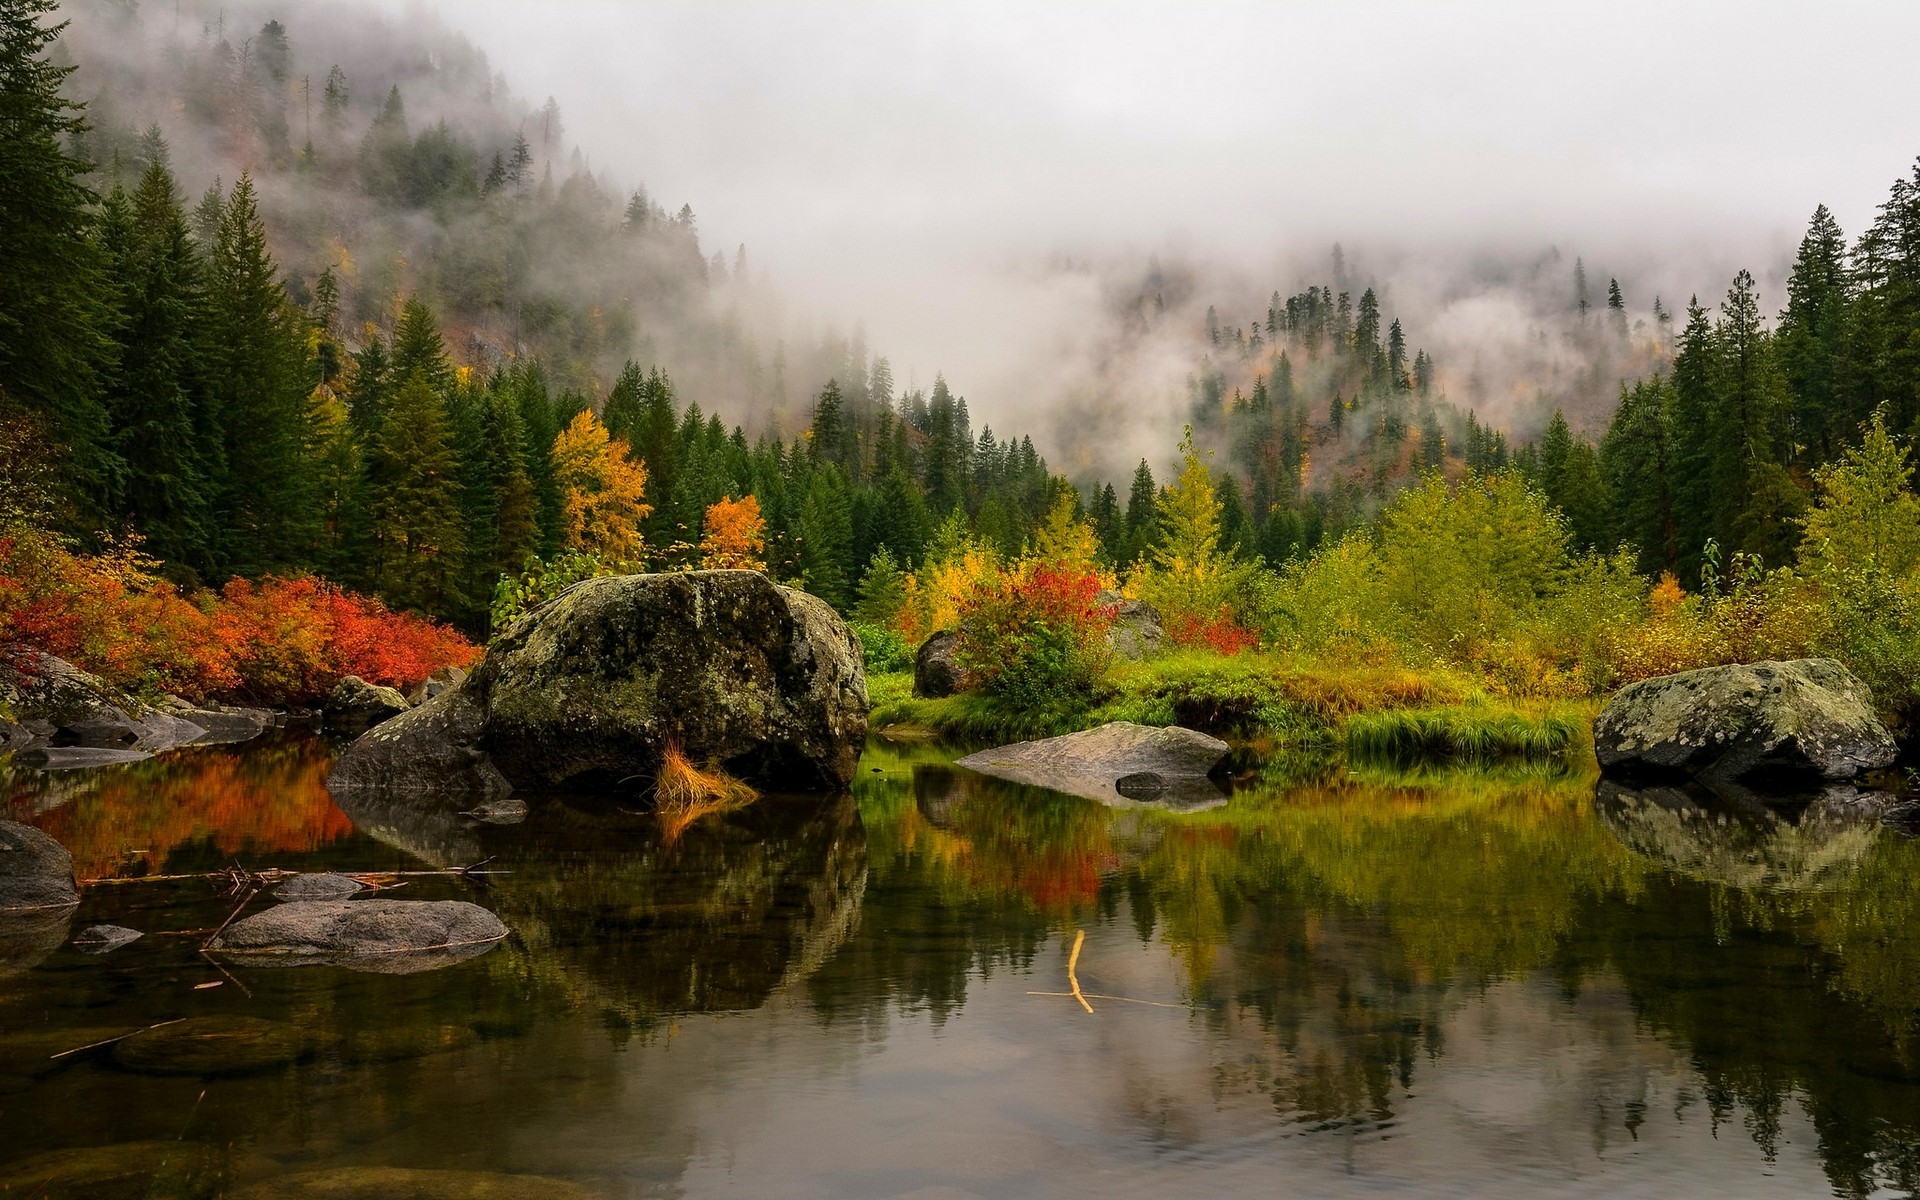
[652,741,758,842]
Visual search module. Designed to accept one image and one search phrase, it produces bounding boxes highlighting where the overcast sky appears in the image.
[405,0,1920,415]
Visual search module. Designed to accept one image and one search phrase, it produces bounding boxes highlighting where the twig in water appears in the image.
[49,1018,187,1060]
[1068,929,1092,1014]
[202,885,260,952]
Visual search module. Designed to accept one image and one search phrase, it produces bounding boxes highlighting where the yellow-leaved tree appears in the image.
[1136,426,1257,625]
[551,410,651,562]
[698,495,767,570]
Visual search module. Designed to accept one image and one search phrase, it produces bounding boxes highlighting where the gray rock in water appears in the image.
[407,664,469,705]
[1099,589,1167,660]
[330,570,868,796]
[73,923,143,953]
[166,701,272,745]
[0,820,79,911]
[1593,658,1898,785]
[11,745,152,769]
[913,630,962,698]
[463,797,529,824]
[323,675,411,735]
[0,717,32,752]
[272,872,365,901]
[208,899,508,973]
[957,722,1230,810]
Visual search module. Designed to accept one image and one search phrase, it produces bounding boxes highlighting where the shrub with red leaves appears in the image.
[952,564,1115,709]
[1167,606,1261,656]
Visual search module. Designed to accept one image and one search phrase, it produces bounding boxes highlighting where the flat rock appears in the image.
[957,722,1230,810]
[0,819,80,911]
[0,1140,225,1198]
[272,872,365,901]
[208,899,508,973]
[11,745,153,770]
[229,1167,598,1200]
[1594,658,1898,785]
[72,923,143,953]
[113,1015,325,1076]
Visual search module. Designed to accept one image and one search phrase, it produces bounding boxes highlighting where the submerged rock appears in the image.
[229,1167,598,1200]
[156,698,273,744]
[323,675,412,735]
[1593,658,1898,785]
[113,1015,325,1076]
[1099,589,1166,660]
[0,819,80,911]
[272,872,365,901]
[208,899,508,973]
[72,923,143,954]
[330,570,867,796]
[0,1140,225,1198]
[913,630,961,699]
[462,797,529,825]
[957,722,1231,810]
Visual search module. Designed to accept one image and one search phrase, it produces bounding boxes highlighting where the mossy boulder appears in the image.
[330,570,867,795]
[207,899,508,973]
[0,819,79,912]
[1594,658,1898,786]
[323,676,411,735]
[912,630,960,698]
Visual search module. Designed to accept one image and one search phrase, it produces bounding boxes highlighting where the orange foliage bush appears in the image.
[0,529,478,706]
[953,563,1115,707]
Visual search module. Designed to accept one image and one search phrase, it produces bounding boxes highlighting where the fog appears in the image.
[405,0,1920,458]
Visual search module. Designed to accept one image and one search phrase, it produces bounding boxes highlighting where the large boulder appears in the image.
[1594,658,1898,786]
[957,721,1230,810]
[207,899,508,973]
[1099,589,1166,660]
[913,630,961,698]
[0,819,79,911]
[329,570,867,795]
[323,675,411,735]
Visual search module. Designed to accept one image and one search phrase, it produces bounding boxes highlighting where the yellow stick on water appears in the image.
[1067,929,1093,1014]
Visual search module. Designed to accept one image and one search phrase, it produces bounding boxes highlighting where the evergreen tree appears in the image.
[1601,377,1678,574]
[367,370,465,613]
[0,0,119,521]
[797,466,854,609]
[206,173,317,572]
[1776,204,1851,461]
[1122,458,1159,564]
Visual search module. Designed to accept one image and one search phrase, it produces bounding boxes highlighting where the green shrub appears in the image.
[850,621,914,673]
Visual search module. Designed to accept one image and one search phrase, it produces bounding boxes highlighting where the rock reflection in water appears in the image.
[1594,776,1889,891]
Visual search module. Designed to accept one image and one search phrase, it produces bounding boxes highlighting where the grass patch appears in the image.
[1342,705,1584,767]
[652,741,757,842]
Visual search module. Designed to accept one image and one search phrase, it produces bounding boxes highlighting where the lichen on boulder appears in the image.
[329,570,867,796]
[1593,658,1898,786]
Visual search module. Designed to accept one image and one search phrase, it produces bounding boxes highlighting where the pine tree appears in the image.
[391,297,454,396]
[0,0,119,521]
[797,466,854,609]
[206,173,317,573]
[1122,458,1159,565]
[1670,297,1718,580]
[367,369,465,613]
[1776,204,1851,461]
[1601,377,1678,574]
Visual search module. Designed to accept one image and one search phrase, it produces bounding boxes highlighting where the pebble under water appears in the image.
[5,732,1920,1198]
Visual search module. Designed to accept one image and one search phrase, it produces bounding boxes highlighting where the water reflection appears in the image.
[4,736,1920,1195]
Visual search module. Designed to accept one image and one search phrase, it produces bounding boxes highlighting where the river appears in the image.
[3,732,1918,1198]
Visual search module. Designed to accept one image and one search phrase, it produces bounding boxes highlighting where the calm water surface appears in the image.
[5,733,1920,1198]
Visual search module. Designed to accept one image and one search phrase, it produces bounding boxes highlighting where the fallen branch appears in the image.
[80,865,510,886]
[1068,929,1092,1014]
[49,1018,187,1060]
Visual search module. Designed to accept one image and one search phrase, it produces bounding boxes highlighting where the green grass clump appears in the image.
[866,671,1093,742]
[1342,705,1583,767]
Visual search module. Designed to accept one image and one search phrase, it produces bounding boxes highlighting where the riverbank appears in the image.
[868,649,1596,767]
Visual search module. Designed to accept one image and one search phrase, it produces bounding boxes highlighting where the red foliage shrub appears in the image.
[1166,606,1261,656]
[0,530,478,706]
[953,563,1115,707]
